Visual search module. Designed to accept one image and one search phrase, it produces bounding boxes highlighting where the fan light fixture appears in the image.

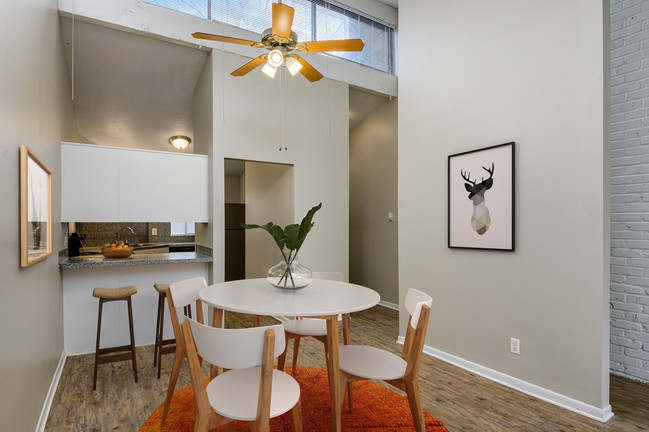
[191,3,365,83]
[268,49,284,67]
[169,135,191,150]
[262,61,278,78]
[285,56,303,76]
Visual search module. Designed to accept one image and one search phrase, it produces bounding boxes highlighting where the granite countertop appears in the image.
[59,248,213,269]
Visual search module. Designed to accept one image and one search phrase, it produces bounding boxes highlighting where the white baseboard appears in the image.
[397,337,614,423]
[379,300,399,311]
[36,351,67,432]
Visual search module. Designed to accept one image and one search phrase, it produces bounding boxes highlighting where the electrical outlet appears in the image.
[151,228,157,236]
[510,337,520,355]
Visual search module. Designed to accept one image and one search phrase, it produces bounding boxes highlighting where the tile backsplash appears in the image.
[74,222,194,247]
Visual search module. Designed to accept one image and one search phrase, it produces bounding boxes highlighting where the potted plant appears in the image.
[242,203,322,289]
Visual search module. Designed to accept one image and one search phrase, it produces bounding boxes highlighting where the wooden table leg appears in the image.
[326,315,342,432]
[341,313,353,412]
[210,307,224,379]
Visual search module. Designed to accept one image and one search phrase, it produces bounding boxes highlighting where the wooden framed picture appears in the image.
[448,142,514,251]
[20,145,52,267]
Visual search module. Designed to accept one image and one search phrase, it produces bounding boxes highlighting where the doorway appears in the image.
[224,159,294,281]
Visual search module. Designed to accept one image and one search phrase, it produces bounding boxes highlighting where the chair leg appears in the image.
[404,379,425,432]
[93,299,104,391]
[157,294,165,379]
[292,337,301,370]
[289,398,303,432]
[254,314,260,327]
[127,296,138,383]
[161,347,184,426]
[153,293,162,368]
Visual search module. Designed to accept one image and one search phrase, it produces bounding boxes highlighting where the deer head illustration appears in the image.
[460,163,494,235]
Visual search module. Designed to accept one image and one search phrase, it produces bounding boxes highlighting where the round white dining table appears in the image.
[199,278,380,432]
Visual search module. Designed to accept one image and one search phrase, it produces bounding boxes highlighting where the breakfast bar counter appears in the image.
[59,251,213,269]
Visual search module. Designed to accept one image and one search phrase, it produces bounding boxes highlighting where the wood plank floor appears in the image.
[45,306,649,431]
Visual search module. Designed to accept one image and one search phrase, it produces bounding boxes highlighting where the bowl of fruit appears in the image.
[101,241,133,258]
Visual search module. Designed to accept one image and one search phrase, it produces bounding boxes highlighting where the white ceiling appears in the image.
[59,18,389,150]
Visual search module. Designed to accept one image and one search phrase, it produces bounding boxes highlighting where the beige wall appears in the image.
[0,0,76,429]
[350,99,398,304]
[399,0,610,412]
[245,162,294,278]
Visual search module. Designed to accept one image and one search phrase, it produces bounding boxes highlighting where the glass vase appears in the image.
[267,250,312,290]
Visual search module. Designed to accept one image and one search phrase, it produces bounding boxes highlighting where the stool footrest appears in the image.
[97,352,135,365]
[98,344,135,356]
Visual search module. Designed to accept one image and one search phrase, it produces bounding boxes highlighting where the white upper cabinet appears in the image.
[61,142,208,222]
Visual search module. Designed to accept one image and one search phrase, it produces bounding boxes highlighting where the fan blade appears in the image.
[192,32,261,47]
[231,55,268,77]
[272,3,295,41]
[298,39,365,53]
[294,55,324,82]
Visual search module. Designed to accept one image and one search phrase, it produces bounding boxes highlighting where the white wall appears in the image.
[208,50,350,283]
[0,0,76,429]
[609,0,649,384]
[399,0,610,417]
[350,99,398,304]
[193,51,214,255]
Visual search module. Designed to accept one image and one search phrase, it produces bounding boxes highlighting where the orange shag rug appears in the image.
[141,367,447,431]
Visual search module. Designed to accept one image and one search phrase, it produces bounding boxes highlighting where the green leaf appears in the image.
[296,203,322,251]
[283,224,300,250]
[241,222,285,249]
[241,203,322,254]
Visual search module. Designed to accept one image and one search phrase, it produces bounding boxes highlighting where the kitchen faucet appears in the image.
[118,226,134,243]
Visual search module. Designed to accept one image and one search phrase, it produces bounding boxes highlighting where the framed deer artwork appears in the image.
[448,142,514,251]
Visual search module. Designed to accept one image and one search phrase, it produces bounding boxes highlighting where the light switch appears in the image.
[152,228,158,236]
[388,212,394,222]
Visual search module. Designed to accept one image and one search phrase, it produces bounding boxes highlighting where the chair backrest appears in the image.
[181,319,283,428]
[186,317,286,370]
[404,288,433,329]
[401,288,432,379]
[312,271,343,281]
[168,276,207,309]
[167,277,206,349]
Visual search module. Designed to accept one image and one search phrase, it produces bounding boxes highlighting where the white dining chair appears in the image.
[278,271,344,372]
[160,276,207,427]
[337,288,432,432]
[182,318,303,432]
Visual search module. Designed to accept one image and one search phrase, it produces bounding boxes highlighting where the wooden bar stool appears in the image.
[92,285,138,391]
[152,283,187,378]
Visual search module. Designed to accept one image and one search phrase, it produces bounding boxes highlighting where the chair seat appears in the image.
[282,318,328,336]
[153,283,170,294]
[206,367,300,421]
[339,345,407,381]
[93,285,137,299]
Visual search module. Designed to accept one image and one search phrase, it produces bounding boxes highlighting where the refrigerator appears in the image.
[224,203,246,281]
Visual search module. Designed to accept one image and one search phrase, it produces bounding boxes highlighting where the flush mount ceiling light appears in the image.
[169,135,191,150]
[192,2,364,82]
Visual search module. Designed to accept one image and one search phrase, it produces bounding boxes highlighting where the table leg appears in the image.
[341,313,353,412]
[210,307,224,379]
[326,315,342,432]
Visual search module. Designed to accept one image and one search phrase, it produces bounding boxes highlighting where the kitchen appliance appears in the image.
[68,232,85,257]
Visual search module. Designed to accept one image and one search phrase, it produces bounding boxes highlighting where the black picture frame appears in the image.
[448,142,515,251]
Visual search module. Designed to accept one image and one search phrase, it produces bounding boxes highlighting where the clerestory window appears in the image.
[146,0,395,75]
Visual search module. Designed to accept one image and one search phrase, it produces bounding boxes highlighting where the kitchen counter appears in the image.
[59,250,213,269]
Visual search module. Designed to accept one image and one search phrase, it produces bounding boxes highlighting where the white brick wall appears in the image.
[610,0,649,383]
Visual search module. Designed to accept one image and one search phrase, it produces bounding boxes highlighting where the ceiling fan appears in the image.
[192,2,365,82]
